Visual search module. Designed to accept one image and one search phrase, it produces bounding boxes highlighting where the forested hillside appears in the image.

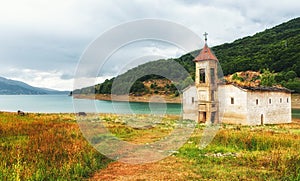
[213,17,300,76]
[74,17,300,94]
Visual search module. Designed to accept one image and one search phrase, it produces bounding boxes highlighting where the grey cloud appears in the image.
[60,73,74,80]
[0,0,299,90]
[0,29,86,72]
[208,0,300,25]
[74,19,202,81]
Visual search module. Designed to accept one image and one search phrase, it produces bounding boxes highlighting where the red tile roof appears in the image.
[194,43,218,62]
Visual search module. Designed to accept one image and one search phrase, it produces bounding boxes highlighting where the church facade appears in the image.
[183,34,292,125]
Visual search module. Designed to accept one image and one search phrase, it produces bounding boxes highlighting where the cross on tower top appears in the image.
[203,32,208,43]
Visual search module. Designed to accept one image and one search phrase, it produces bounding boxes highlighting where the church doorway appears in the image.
[211,112,216,123]
[199,112,206,123]
[261,114,264,125]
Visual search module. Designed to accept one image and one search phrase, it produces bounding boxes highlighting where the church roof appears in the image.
[221,83,293,93]
[238,84,293,93]
[194,43,218,62]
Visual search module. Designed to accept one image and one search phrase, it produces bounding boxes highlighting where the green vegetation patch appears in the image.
[0,112,111,180]
[176,124,300,180]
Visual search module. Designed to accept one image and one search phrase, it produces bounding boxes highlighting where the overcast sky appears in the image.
[0,0,299,90]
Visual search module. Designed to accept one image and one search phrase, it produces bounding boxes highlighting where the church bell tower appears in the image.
[194,32,219,123]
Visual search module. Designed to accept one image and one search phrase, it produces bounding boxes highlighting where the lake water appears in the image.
[0,95,182,114]
[292,108,300,119]
[0,95,299,118]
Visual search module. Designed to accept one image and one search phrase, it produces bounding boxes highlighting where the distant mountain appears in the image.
[0,76,69,95]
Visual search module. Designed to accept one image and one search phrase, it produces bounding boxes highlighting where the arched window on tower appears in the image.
[199,69,205,83]
[210,68,215,84]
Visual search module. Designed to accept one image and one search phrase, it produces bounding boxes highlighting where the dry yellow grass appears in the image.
[89,117,300,180]
[1,112,299,180]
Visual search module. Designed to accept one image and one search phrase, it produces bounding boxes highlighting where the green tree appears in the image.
[183,77,194,87]
[260,69,276,87]
[169,83,177,93]
[130,81,146,93]
[274,72,285,82]
[232,73,244,82]
[150,82,157,89]
[285,79,300,93]
[285,70,297,81]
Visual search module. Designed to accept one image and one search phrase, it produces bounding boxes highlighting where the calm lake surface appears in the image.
[0,95,299,118]
[0,95,182,114]
[292,108,300,119]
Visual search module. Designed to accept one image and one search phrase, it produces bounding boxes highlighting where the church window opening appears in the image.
[231,97,234,104]
[211,112,216,123]
[192,97,194,103]
[256,99,259,105]
[280,98,282,103]
[287,98,289,103]
[200,69,205,83]
[269,99,272,104]
[210,68,215,84]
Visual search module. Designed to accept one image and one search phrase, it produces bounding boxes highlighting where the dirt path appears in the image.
[89,156,199,181]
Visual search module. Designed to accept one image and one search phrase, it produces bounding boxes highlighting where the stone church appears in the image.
[183,34,292,125]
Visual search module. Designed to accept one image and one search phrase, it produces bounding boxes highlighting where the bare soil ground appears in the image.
[89,156,200,181]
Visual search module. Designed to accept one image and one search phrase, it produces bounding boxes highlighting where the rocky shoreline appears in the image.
[73,93,181,104]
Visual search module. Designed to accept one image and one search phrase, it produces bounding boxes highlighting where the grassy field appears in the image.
[176,124,300,180]
[0,112,111,180]
[91,115,300,180]
[0,112,299,180]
